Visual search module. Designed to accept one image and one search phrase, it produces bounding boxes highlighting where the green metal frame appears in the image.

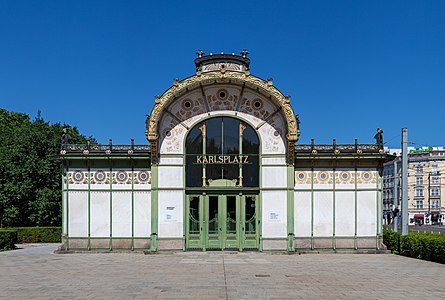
[185,193,260,251]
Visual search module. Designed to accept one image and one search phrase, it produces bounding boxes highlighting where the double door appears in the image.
[186,194,259,250]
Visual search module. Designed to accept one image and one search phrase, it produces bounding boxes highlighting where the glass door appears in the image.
[186,194,259,251]
[241,195,259,249]
[186,195,204,249]
[224,195,240,249]
[206,195,222,249]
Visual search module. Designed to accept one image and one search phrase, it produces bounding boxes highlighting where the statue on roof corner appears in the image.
[61,128,71,146]
[374,128,383,148]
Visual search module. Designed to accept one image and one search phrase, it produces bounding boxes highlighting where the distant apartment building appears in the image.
[383,146,445,225]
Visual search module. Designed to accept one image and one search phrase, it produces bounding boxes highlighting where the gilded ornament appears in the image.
[146,71,298,143]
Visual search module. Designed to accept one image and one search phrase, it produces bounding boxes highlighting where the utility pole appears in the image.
[401,128,409,235]
[428,173,431,214]
[393,159,398,232]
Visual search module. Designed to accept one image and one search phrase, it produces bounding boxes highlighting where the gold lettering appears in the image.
[218,156,224,163]
[202,156,208,163]
[243,156,249,163]
[232,156,239,164]
[209,156,214,163]
[224,156,230,163]
[196,156,202,163]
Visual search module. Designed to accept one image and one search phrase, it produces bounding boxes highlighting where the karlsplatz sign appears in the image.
[195,155,249,164]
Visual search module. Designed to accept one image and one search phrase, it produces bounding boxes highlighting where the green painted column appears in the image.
[150,164,158,251]
[131,163,135,251]
[354,167,358,250]
[333,168,336,250]
[87,162,91,251]
[287,165,295,252]
[109,164,113,251]
[311,167,314,250]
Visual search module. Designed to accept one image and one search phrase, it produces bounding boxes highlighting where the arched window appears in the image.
[185,117,260,187]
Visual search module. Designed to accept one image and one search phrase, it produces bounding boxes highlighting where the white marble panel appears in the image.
[313,192,333,237]
[294,191,311,237]
[158,166,183,188]
[159,156,184,165]
[262,156,286,165]
[68,191,88,237]
[258,119,286,155]
[112,192,132,237]
[262,166,287,188]
[357,191,377,236]
[262,190,287,238]
[158,190,183,238]
[134,192,151,237]
[90,192,110,237]
[203,85,241,111]
[335,191,355,236]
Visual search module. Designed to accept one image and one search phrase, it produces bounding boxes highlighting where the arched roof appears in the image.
[146,70,300,143]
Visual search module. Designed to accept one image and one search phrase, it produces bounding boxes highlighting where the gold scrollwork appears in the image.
[146,71,299,142]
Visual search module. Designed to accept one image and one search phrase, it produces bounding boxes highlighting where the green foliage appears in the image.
[383,228,445,264]
[0,108,95,227]
[382,228,400,253]
[7,227,61,243]
[0,229,18,250]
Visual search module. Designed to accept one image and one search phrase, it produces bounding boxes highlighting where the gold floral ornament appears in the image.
[146,71,299,143]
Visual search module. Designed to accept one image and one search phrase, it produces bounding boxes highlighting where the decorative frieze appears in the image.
[68,170,151,185]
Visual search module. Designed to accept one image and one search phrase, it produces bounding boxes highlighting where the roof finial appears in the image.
[240,49,250,58]
[196,49,205,58]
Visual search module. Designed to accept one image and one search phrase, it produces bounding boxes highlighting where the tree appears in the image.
[0,109,95,227]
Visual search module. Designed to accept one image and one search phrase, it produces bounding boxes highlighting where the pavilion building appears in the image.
[58,51,393,252]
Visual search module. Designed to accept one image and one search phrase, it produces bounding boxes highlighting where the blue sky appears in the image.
[1,0,444,148]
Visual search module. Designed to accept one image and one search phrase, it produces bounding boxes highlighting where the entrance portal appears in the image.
[186,194,259,250]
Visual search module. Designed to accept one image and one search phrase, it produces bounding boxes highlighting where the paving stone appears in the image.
[0,244,444,299]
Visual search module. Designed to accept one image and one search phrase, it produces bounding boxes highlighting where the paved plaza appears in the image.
[1,245,444,299]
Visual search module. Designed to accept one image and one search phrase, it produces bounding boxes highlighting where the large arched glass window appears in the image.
[185,117,259,187]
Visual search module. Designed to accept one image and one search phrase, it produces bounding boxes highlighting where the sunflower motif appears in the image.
[137,171,150,183]
[317,171,329,183]
[116,171,128,183]
[94,170,106,183]
[361,171,372,182]
[339,171,350,182]
[73,171,84,183]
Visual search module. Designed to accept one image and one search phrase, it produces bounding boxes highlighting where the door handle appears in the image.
[200,227,203,231]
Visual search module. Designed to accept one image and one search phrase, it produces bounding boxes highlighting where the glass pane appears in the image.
[223,118,239,154]
[243,155,259,187]
[189,196,200,234]
[208,196,219,234]
[245,196,256,234]
[242,125,260,154]
[206,118,222,154]
[186,155,202,187]
[185,126,203,154]
[226,196,237,234]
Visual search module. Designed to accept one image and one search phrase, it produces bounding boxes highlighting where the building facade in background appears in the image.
[383,147,445,225]
[58,51,392,252]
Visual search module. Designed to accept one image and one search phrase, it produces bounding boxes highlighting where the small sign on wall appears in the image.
[164,206,177,222]
[269,212,280,222]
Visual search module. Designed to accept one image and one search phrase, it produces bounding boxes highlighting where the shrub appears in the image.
[7,227,61,243]
[383,228,400,253]
[0,230,18,250]
[384,229,445,264]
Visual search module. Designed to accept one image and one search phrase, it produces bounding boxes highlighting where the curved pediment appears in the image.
[146,70,300,144]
